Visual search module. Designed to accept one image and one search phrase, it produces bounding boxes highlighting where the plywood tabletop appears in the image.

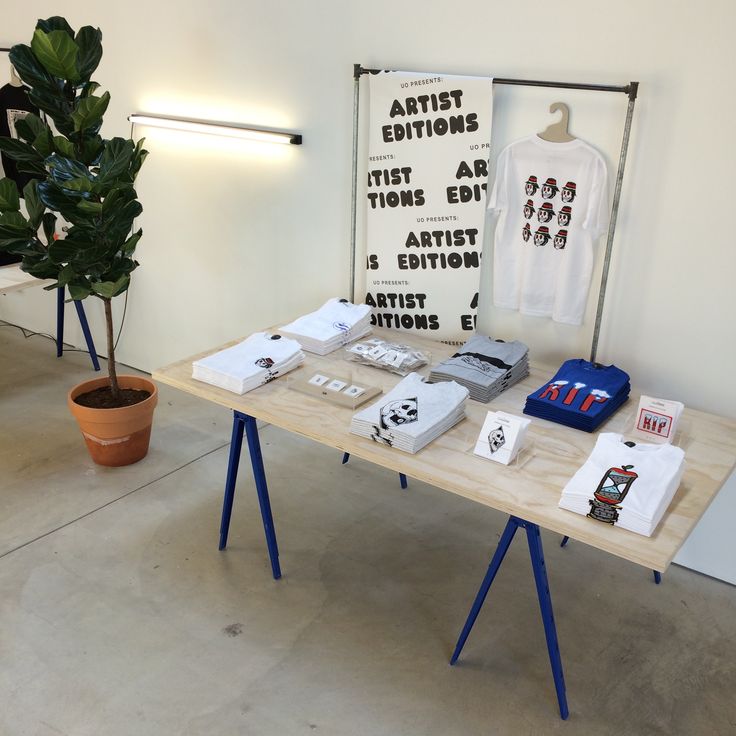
[0,264,51,295]
[153,327,736,573]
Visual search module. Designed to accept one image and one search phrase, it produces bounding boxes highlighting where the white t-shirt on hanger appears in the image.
[488,135,609,325]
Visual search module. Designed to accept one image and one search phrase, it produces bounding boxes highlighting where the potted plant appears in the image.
[0,16,157,466]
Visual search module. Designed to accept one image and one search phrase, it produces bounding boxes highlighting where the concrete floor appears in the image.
[1,326,735,736]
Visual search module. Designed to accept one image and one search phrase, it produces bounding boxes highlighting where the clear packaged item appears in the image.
[345,337,430,376]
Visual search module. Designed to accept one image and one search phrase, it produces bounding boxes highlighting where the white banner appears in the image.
[363,71,493,342]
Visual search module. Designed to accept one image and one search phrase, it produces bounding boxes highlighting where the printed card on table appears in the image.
[474,411,531,465]
[631,395,684,444]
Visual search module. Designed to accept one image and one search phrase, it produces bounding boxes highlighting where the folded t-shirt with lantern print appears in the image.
[487,135,609,325]
[524,359,630,431]
[559,432,686,536]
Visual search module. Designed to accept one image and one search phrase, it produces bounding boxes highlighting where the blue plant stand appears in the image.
[450,515,569,720]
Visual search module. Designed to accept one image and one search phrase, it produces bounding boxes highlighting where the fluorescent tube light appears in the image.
[128,113,302,145]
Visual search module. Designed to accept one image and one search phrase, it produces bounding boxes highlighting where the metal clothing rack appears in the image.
[350,64,638,363]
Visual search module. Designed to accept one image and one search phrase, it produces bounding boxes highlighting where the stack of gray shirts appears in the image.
[429,334,529,403]
[350,372,468,454]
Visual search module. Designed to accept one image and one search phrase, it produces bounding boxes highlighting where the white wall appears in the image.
[2,1,734,580]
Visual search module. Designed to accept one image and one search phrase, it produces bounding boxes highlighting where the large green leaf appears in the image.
[98,138,135,184]
[71,92,110,133]
[46,153,92,182]
[14,113,48,144]
[75,26,103,80]
[52,136,75,158]
[121,229,142,256]
[8,45,58,92]
[36,17,76,35]
[0,236,35,253]
[0,178,20,212]
[48,236,82,264]
[37,181,84,220]
[42,212,57,244]
[68,281,92,300]
[28,87,73,135]
[0,137,45,166]
[22,254,60,280]
[22,180,45,229]
[78,135,104,165]
[75,200,103,215]
[130,138,148,180]
[91,274,129,298]
[31,29,80,81]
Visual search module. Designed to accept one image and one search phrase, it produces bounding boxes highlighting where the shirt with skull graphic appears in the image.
[487,135,609,325]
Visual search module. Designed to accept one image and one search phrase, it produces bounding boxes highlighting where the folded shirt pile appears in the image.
[350,372,468,454]
[559,432,686,537]
[524,359,630,431]
[280,298,371,355]
[428,334,529,402]
[192,332,304,394]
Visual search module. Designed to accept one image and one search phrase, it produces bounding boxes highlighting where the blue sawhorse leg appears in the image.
[341,452,408,489]
[56,287,101,371]
[218,411,281,580]
[56,286,65,357]
[73,299,101,371]
[560,535,662,584]
[451,516,569,720]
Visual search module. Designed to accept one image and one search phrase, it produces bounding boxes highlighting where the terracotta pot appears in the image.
[68,375,158,467]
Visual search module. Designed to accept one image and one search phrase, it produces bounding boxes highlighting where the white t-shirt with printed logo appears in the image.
[488,135,609,325]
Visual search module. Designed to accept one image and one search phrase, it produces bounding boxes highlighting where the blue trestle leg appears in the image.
[56,286,65,357]
[451,515,569,720]
[560,535,570,547]
[73,299,101,371]
[218,411,281,580]
[56,286,101,370]
[653,570,662,585]
[341,452,408,489]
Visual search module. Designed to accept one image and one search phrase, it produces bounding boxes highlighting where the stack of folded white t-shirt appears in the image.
[429,334,529,402]
[559,433,686,537]
[192,332,304,394]
[350,372,468,453]
[280,298,371,355]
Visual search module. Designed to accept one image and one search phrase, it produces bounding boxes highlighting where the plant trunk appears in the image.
[103,297,120,401]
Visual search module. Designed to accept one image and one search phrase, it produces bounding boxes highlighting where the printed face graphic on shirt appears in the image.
[561,182,577,203]
[522,222,531,241]
[380,398,418,429]
[534,227,550,246]
[523,200,535,219]
[255,357,274,369]
[537,203,555,223]
[558,206,572,226]
[554,230,568,250]
[488,426,505,454]
[525,175,539,196]
[541,178,559,199]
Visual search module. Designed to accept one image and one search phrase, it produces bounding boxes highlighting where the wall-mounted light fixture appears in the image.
[128,113,302,145]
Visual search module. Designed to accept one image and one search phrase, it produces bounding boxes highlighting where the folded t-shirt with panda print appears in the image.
[488,135,609,325]
[350,372,468,453]
[524,359,630,432]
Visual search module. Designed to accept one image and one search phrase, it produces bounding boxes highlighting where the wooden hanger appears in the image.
[9,64,23,87]
[537,102,575,143]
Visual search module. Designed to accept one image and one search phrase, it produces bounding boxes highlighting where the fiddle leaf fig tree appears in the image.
[0,17,147,403]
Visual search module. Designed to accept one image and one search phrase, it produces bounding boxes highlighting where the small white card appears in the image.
[325,379,348,392]
[474,411,531,465]
[343,384,366,398]
[631,395,684,444]
[308,373,329,387]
